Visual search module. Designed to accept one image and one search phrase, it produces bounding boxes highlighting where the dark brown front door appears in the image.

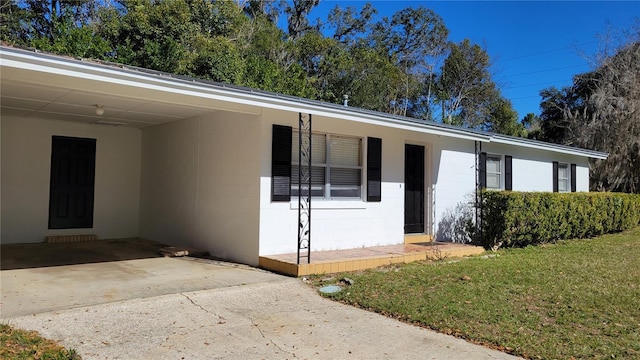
[48,136,96,229]
[404,144,424,234]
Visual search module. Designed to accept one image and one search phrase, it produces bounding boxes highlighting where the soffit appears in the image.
[0,65,261,128]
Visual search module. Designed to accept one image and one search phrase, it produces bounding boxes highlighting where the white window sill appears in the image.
[289,199,366,210]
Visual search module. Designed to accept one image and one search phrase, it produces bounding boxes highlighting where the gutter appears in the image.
[489,134,609,160]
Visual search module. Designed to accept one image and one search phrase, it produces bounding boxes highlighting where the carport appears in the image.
[2,46,265,266]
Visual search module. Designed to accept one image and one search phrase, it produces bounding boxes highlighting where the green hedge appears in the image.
[479,191,640,250]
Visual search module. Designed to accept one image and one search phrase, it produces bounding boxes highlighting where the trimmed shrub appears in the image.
[479,191,640,250]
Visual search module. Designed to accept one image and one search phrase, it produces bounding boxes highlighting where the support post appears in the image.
[297,113,312,264]
[475,141,483,243]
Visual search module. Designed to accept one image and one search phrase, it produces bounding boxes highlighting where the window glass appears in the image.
[291,166,326,197]
[292,132,362,199]
[292,133,326,164]
[487,173,500,189]
[558,166,567,179]
[486,156,502,189]
[330,168,362,197]
[330,136,361,167]
[558,164,569,192]
[486,157,501,173]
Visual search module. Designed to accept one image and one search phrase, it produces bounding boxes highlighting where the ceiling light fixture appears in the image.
[95,104,105,116]
[95,120,127,126]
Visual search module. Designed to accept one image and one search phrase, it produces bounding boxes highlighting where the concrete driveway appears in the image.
[1,240,520,359]
[1,239,284,317]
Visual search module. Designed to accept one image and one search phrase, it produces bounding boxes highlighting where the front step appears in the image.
[404,234,433,244]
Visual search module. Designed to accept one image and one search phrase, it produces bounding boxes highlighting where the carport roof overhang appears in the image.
[0,46,608,160]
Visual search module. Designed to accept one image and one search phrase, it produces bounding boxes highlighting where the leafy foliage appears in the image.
[3,0,529,135]
[2,0,110,58]
[538,40,640,192]
[479,191,640,250]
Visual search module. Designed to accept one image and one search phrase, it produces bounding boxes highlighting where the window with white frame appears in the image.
[486,155,502,189]
[557,163,569,192]
[292,132,362,199]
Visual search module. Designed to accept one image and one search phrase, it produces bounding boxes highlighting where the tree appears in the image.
[284,0,319,39]
[242,0,282,23]
[485,98,525,136]
[370,7,448,67]
[538,86,577,144]
[0,0,28,43]
[2,0,109,58]
[521,113,543,140]
[327,3,376,45]
[98,0,196,73]
[575,42,640,193]
[436,39,498,127]
[369,7,449,117]
[538,40,640,193]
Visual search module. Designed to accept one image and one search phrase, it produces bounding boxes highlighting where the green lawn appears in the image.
[316,227,640,359]
[0,324,79,360]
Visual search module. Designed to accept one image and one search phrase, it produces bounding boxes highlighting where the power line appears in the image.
[495,64,587,79]
[497,42,594,62]
[509,95,542,100]
[496,36,626,63]
[503,79,573,90]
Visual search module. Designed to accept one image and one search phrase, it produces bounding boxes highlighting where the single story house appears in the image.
[0,46,608,266]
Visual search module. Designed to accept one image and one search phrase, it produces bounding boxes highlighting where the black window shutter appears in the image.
[552,161,559,192]
[505,155,513,191]
[367,137,382,202]
[479,152,487,189]
[570,163,577,192]
[271,125,292,201]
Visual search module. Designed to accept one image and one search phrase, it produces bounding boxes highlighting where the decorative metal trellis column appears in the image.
[297,113,312,264]
[475,140,483,242]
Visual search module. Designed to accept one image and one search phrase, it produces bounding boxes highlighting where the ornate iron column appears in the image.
[297,113,312,264]
[475,140,483,243]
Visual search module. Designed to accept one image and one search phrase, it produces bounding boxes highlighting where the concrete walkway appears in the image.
[4,279,519,359]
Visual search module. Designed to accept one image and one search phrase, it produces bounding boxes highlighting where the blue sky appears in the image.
[304,1,639,119]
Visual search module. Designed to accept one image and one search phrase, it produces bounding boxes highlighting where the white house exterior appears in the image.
[0,46,607,266]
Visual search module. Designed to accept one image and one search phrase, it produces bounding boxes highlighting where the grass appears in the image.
[314,227,640,359]
[0,324,79,360]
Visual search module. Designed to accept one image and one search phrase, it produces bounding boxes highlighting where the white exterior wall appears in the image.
[430,137,477,234]
[431,142,591,240]
[258,110,402,255]
[482,142,590,192]
[576,165,589,191]
[258,109,469,256]
[138,112,261,265]
[1,116,141,243]
[257,111,595,253]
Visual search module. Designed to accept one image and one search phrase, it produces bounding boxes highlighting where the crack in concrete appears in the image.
[180,293,226,323]
[249,317,298,359]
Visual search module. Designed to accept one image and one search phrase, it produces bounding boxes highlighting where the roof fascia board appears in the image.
[300,108,489,141]
[1,48,490,142]
[490,135,608,159]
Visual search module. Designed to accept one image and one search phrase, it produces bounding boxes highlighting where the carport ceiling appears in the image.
[1,79,217,128]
